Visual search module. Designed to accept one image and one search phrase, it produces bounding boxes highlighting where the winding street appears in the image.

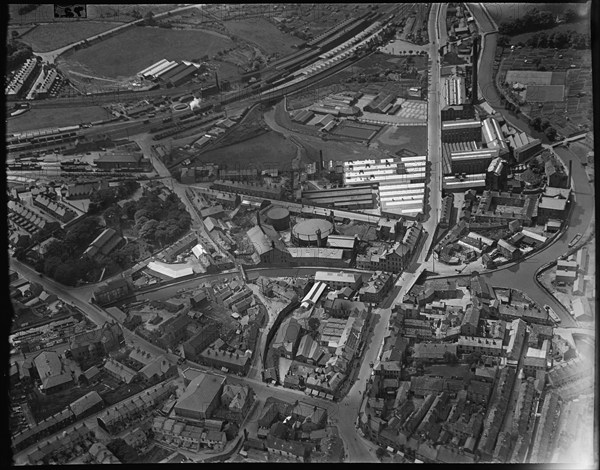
[9,3,594,463]
[482,145,594,327]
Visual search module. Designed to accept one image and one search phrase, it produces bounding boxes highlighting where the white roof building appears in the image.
[147,261,194,278]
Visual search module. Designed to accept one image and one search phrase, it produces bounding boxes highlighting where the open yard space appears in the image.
[375,125,428,155]
[223,17,302,56]
[58,27,235,80]
[7,105,110,133]
[197,131,297,170]
[331,121,381,141]
[19,21,122,52]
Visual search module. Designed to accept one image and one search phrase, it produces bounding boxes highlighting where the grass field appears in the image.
[197,131,297,170]
[19,21,123,52]
[525,85,565,102]
[59,27,235,79]
[7,105,110,133]
[223,17,302,56]
[504,70,563,86]
[8,4,175,25]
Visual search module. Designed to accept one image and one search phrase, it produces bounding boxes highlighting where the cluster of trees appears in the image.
[7,40,34,73]
[128,192,191,248]
[106,439,139,464]
[498,8,558,36]
[17,4,41,15]
[529,117,558,140]
[39,218,105,286]
[524,30,589,50]
[88,180,139,214]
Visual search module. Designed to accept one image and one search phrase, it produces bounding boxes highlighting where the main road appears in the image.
[418,2,444,266]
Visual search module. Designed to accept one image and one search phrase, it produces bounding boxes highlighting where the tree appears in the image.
[545,126,558,141]
[308,317,320,331]
[443,351,458,364]
[376,447,386,459]
[466,351,482,365]
[530,116,542,131]
[107,438,139,463]
[497,36,511,48]
[541,119,550,131]
[563,8,577,23]
[143,10,155,26]
[122,200,138,220]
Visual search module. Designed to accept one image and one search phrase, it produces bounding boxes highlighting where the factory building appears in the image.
[301,185,375,210]
[508,132,542,163]
[481,117,509,157]
[441,119,482,143]
[450,148,499,175]
[442,76,466,108]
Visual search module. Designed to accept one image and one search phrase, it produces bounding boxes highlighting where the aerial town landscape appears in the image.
[6,2,596,466]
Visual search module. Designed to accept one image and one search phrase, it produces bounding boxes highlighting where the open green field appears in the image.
[223,17,302,56]
[59,27,235,79]
[8,4,176,25]
[197,131,297,170]
[7,105,110,133]
[19,21,123,52]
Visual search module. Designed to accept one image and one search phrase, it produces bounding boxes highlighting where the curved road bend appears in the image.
[466,3,539,134]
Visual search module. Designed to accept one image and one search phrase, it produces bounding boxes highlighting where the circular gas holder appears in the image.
[291,218,334,246]
[172,103,189,112]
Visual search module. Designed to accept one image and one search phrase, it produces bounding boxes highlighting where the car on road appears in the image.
[568,233,582,247]
[544,305,561,324]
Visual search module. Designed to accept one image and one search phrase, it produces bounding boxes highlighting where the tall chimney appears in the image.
[257,211,261,227]
[319,150,324,174]
[316,229,322,248]
[472,35,479,104]
[568,159,572,188]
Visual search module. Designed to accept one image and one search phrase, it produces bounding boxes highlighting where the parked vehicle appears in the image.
[568,233,582,248]
[544,305,561,324]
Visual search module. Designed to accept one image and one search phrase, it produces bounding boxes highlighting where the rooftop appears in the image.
[176,372,226,414]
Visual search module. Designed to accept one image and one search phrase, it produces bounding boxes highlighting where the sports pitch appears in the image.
[525,85,565,102]
[504,70,566,86]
